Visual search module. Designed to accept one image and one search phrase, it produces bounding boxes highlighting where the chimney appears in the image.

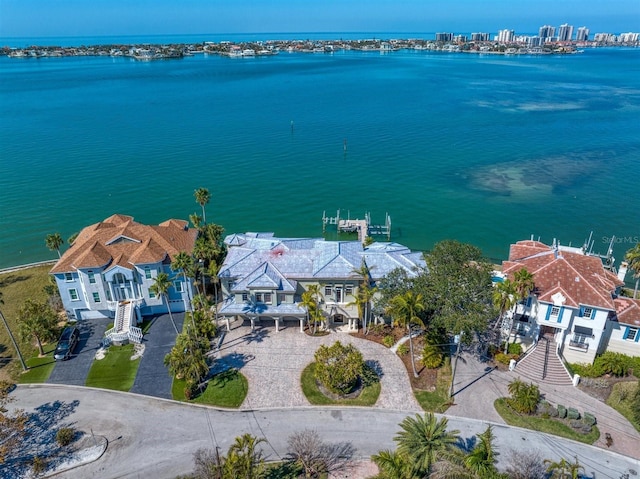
[618,261,628,282]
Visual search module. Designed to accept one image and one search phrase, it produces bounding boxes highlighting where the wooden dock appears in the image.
[322,210,391,243]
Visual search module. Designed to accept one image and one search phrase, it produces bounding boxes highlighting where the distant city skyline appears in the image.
[1,0,638,38]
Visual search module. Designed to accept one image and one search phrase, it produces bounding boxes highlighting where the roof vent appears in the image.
[575,276,580,282]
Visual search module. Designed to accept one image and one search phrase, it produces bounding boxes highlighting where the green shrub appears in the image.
[420,343,444,369]
[507,342,523,356]
[557,404,567,419]
[595,352,630,377]
[314,341,364,395]
[508,379,540,415]
[56,427,75,447]
[495,353,518,365]
[382,335,395,348]
[369,323,387,336]
[396,343,409,356]
[567,408,580,420]
[583,412,596,426]
[569,362,605,378]
[32,456,46,475]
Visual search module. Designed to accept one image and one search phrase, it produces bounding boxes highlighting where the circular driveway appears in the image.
[214,320,421,411]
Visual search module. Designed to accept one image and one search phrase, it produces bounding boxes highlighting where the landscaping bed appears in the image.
[172,369,248,408]
[301,362,380,406]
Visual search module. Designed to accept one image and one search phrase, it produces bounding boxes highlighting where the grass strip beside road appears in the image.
[172,369,248,408]
[85,344,140,391]
[18,344,56,384]
[494,398,600,444]
[301,362,381,406]
[606,381,640,433]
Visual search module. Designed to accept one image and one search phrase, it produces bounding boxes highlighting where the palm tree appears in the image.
[164,330,209,386]
[304,284,324,333]
[625,243,640,299]
[224,433,266,479]
[150,272,179,334]
[394,413,460,477]
[464,426,499,477]
[194,187,211,224]
[17,299,58,356]
[371,449,416,479]
[492,279,516,329]
[189,212,203,229]
[172,251,194,306]
[299,290,316,333]
[544,456,584,479]
[388,291,425,378]
[45,232,64,258]
[0,292,27,371]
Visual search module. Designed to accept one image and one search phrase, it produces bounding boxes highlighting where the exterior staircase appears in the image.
[513,337,573,386]
[104,301,143,345]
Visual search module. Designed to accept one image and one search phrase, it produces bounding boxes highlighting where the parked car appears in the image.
[54,326,80,360]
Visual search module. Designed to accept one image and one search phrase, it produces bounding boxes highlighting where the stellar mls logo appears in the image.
[602,236,640,244]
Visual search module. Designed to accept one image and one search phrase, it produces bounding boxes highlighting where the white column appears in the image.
[299,318,304,333]
[275,317,280,332]
[226,317,231,332]
[250,317,255,331]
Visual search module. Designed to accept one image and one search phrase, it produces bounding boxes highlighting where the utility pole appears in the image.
[0,309,27,371]
[448,332,463,400]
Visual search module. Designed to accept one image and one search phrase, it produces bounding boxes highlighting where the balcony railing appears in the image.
[569,340,589,350]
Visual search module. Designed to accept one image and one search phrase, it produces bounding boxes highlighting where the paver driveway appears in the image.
[213,320,421,411]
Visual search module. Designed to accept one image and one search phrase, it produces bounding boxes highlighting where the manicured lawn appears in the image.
[172,369,248,408]
[85,344,140,391]
[0,264,54,379]
[414,362,453,413]
[17,344,56,384]
[494,398,600,444]
[606,381,640,433]
[301,362,381,406]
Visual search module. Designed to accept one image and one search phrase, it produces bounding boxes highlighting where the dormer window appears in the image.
[65,272,73,282]
[256,292,272,304]
[550,306,560,317]
[583,307,594,319]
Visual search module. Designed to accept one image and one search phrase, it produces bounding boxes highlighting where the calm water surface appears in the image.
[1,45,639,269]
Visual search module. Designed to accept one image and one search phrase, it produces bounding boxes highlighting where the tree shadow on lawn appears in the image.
[3,399,81,479]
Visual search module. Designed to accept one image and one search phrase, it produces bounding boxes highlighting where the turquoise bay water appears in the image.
[1,46,639,269]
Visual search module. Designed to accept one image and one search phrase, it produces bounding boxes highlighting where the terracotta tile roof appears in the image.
[50,215,197,274]
[502,240,624,311]
[614,297,640,327]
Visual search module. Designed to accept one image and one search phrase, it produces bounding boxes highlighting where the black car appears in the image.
[54,326,80,360]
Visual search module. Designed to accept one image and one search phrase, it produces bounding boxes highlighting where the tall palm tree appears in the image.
[150,272,179,334]
[304,284,324,333]
[224,433,266,479]
[172,251,194,306]
[45,233,64,258]
[625,243,640,299]
[492,279,516,330]
[464,426,499,477]
[189,212,203,229]
[299,290,316,333]
[388,291,425,378]
[394,413,460,477]
[194,187,211,224]
[164,330,208,386]
[0,292,27,370]
[513,268,535,307]
[544,456,585,479]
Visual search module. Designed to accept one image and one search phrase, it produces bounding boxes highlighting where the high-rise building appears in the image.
[538,25,555,41]
[497,29,515,43]
[558,23,574,41]
[471,32,490,42]
[576,27,590,42]
[435,33,453,42]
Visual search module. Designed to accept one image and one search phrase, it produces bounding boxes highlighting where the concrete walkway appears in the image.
[449,352,640,460]
[214,320,421,411]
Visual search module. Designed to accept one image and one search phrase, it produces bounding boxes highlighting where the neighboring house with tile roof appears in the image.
[217,233,426,332]
[51,214,198,322]
[502,239,640,364]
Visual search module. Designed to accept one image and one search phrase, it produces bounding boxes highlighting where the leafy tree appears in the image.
[387,291,425,378]
[394,413,460,477]
[17,299,58,356]
[504,449,546,479]
[507,378,540,414]
[164,329,209,387]
[150,272,179,334]
[194,187,211,224]
[422,240,494,343]
[625,243,640,299]
[314,341,364,395]
[45,233,64,258]
[544,456,585,479]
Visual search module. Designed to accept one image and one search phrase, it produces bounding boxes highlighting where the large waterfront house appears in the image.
[502,239,640,366]
[217,233,426,332]
[51,214,198,342]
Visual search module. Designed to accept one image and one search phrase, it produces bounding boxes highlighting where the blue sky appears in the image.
[1,0,638,38]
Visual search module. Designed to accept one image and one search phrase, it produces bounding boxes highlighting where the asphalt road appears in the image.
[47,318,110,386]
[9,385,639,479]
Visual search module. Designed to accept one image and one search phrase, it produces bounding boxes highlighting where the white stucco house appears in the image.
[502,239,640,364]
[217,232,426,332]
[51,214,198,342]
